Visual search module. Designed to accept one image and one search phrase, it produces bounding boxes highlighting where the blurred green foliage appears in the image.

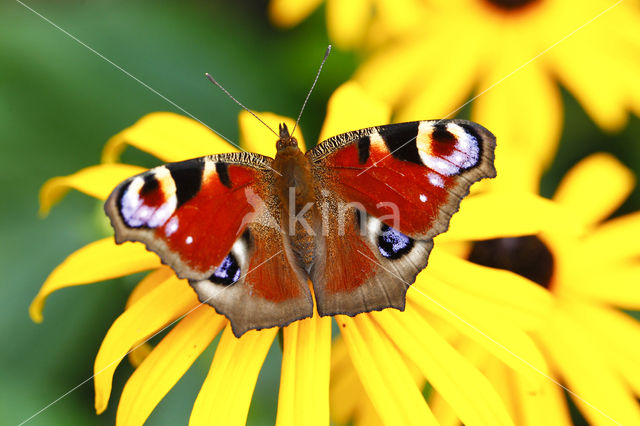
[1,0,638,425]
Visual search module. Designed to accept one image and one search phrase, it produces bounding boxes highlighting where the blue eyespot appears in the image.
[209,253,241,285]
[378,224,414,259]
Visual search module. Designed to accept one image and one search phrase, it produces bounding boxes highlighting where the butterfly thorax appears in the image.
[273,123,315,213]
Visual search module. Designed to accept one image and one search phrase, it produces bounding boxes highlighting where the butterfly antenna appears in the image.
[291,45,332,136]
[205,73,279,137]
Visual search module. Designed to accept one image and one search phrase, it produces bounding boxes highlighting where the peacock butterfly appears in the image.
[105,119,496,337]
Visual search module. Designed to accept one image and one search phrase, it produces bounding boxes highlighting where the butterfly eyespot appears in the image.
[117,174,177,228]
[209,252,242,285]
[140,174,160,195]
[431,124,457,146]
[416,121,482,176]
[377,224,414,259]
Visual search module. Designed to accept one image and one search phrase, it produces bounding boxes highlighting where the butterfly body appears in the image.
[106,119,496,336]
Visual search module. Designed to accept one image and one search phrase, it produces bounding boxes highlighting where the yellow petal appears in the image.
[473,62,561,192]
[549,25,628,131]
[126,267,177,367]
[277,312,332,426]
[396,36,481,122]
[514,369,573,426]
[102,112,236,163]
[238,111,302,157]
[354,39,430,107]
[354,396,385,426]
[426,250,553,328]
[479,354,572,426]
[331,337,422,426]
[459,341,518,422]
[471,45,562,193]
[565,302,640,397]
[117,305,226,426]
[330,337,366,423]
[94,275,198,414]
[538,309,640,426]
[567,264,640,310]
[408,276,549,389]
[373,0,423,38]
[30,238,161,323]
[480,333,565,426]
[127,343,153,369]
[553,153,635,227]
[268,0,322,28]
[318,81,391,143]
[39,164,146,216]
[372,308,514,426]
[427,390,461,426]
[326,0,369,49]
[190,326,278,426]
[581,212,640,264]
[439,192,584,243]
[426,341,511,426]
[336,315,438,425]
[126,267,175,309]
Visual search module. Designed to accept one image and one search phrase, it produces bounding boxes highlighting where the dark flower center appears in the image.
[468,236,554,289]
[482,0,540,12]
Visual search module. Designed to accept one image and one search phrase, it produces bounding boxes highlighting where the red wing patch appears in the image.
[107,155,269,279]
[154,163,258,275]
[243,225,305,303]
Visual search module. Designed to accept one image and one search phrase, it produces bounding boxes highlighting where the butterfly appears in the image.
[105,119,496,337]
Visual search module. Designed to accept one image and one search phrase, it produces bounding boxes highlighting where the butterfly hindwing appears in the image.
[105,152,313,336]
[310,190,433,317]
[307,119,496,317]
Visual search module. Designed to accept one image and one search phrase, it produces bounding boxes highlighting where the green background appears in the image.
[1,0,638,425]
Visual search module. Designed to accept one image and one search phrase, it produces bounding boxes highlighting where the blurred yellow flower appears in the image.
[268,0,423,48]
[32,82,581,425]
[425,153,640,425]
[355,0,640,191]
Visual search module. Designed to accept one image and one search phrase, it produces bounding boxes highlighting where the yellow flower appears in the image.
[354,0,640,192]
[32,82,578,425]
[425,153,640,425]
[268,0,423,48]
